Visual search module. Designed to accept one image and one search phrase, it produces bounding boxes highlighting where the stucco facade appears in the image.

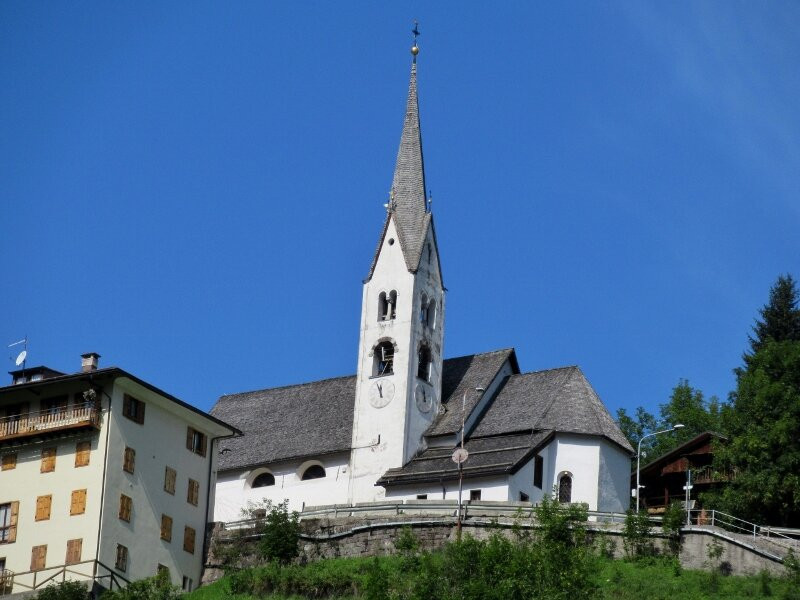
[0,362,235,595]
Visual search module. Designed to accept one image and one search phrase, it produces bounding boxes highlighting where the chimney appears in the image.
[81,352,100,373]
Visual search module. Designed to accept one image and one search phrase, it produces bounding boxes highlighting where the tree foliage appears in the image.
[617,380,722,461]
[714,339,800,526]
[746,274,800,360]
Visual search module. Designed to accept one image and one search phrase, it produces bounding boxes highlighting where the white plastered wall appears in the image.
[214,452,351,521]
[384,475,509,502]
[597,438,632,513]
[548,433,601,510]
[0,388,109,593]
[97,379,224,591]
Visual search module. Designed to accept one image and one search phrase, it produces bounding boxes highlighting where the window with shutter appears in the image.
[1,453,16,471]
[75,442,90,468]
[115,544,128,572]
[186,427,207,457]
[187,479,199,506]
[41,447,56,473]
[70,490,87,516]
[65,538,82,565]
[35,495,52,521]
[160,515,172,542]
[122,394,145,424]
[164,466,176,495]
[123,447,135,474]
[1,502,19,543]
[119,494,132,522]
[30,545,47,571]
[533,455,543,489]
[183,526,195,554]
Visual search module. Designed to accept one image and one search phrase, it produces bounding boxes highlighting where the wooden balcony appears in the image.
[0,402,100,444]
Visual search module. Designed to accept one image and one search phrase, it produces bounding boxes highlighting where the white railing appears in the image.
[0,402,99,440]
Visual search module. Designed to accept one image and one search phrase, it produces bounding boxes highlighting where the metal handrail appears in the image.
[0,402,99,438]
[0,559,128,595]
[688,509,798,551]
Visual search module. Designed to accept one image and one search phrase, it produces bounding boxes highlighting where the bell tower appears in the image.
[349,36,445,503]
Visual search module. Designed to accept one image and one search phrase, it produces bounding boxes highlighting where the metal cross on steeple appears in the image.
[411,21,420,62]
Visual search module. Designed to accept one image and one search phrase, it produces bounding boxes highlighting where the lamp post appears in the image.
[455,386,485,538]
[636,424,684,512]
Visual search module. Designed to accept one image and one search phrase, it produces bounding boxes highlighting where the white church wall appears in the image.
[550,434,601,510]
[509,442,552,503]
[384,475,509,502]
[597,439,632,513]
[214,451,351,521]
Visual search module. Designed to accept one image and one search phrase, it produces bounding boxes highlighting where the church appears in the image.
[211,43,634,521]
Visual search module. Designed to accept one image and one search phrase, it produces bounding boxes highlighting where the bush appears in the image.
[622,510,654,559]
[258,499,300,565]
[99,572,181,600]
[35,581,89,600]
[661,501,685,556]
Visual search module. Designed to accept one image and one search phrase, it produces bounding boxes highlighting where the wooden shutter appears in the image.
[123,394,132,417]
[75,441,91,467]
[164,466,176,494]
[30,545,47,571]
[7,501,19,543]
[123,447,136,474]
[187,479,199,506]
[41,447,56,473]
[199,432,207,457]
[160,514,173,541]
[183,526,195,554]
[186,427,194,451]
[70,489,87,515]
[119,494,132,522]
[35,495,52,521]
[1,453,16,471]
[65,538,82,565]
[136,399,145,424]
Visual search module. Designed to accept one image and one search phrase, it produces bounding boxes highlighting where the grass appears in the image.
[186,554,796,600]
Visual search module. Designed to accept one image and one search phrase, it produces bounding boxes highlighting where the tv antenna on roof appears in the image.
[8,337,28,369]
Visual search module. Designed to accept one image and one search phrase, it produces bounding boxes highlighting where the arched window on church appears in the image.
[378,292,387,322]
[420,293,429,324]
[301,464,326,481]
[389,290,397,319]
[373,341,394,376]
[558,473,573,504]
[417,344,432,381]
[252,472,275,488]
[427,244,432,264]
[426,298,436,329]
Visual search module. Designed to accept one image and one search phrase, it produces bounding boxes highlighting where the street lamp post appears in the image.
[455,386,485,538]
[636,424,685,512]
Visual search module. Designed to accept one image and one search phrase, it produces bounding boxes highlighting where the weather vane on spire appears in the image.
[411,20,420,61]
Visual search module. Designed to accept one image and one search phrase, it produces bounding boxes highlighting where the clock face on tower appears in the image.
[415,384,434,413]
[369,379,395,408]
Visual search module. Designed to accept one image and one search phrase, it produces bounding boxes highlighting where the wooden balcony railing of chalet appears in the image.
[0,402,100,442]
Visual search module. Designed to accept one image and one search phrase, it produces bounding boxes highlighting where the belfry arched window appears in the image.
[378,291,397,321]
[373,341,395,376]
[558,473,573,504]
[417,343,432,381]
[420,294,429,324]
[426,298,436,329]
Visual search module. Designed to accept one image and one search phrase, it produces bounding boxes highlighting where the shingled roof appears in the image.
[472,366,634,453]
[378,431,554,486]
[213,375,357,471]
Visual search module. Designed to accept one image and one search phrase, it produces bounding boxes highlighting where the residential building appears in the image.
[0,354,237,596]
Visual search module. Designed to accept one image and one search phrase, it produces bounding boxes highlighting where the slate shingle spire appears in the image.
[389,58,432,272]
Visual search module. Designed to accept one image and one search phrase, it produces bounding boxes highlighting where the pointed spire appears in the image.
[389,57,429,269]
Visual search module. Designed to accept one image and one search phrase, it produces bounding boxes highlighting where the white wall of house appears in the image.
[549,434,601,510]
[97,378,225,592]
[0,390,109,593]
[597,438,632,513]
[384,475,510,502]
[509,442,552,503]
[214,452,351,521]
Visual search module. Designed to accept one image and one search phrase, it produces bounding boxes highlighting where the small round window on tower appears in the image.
[388,238,395,245]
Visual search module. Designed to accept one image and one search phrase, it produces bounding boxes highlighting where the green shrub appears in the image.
[258,499,300,565]
[35,580,89,600]
[100,572,181,600]
[622,510,654,559]
[661,501,685,556]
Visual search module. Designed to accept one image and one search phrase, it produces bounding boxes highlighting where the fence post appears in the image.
[711,511,715,528]
[753,523,757,539]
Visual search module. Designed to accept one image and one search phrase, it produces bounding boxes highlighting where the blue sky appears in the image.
[1,2,798,420]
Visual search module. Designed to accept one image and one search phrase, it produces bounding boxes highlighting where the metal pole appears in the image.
[636,437,643,512]
[457,461,463,539]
